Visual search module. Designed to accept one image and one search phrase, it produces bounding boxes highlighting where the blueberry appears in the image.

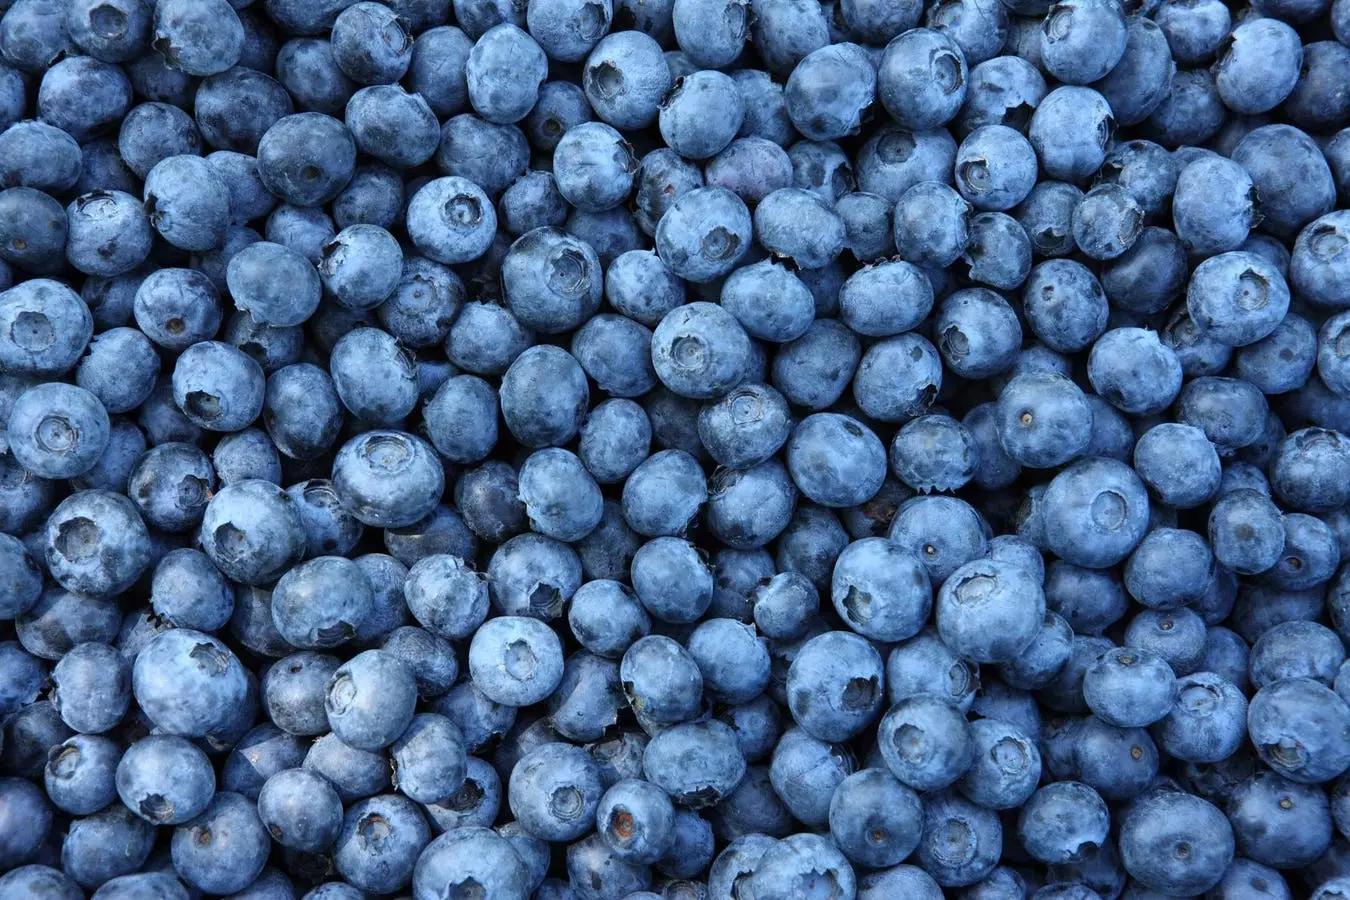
[516,448,604,542]
[936,287,1023,380]
[581,31,669,131]
[132,628,248,738]
[786,629,883,741]
[838,262,937,348]
[200,479,306,585]
[445,301,535,377]
[261,650,340,736]
[1251,621,1344,695]
[958,57,1045,141]
[878,694,973,791]
[1155,0,1230,63]
[914,791,1002,886]
[547,652,623,743]
[409,177,502,267]
[499,345,589,448]
[263,365,343,463]
[876,29,966,133]
[115,734,215,826]
[44,488,152,598]
[596,778,676,864]
[1123,527,1213,610]
[504,742,602,844]
[62,0,150,63]
[1042,457,1151,569]
[996,371,1093,469]
[620,634,704,726]
[499,170,568,238]
[255,113,358,210]
[501,228,603,335]
[1119,790,1233,895]
[548,124,638,220]
[140,155,231,252]
[784,42,875,142]
[956,125,1038,212]
[510,88,582,162]
[170,792,270,895]
[64,804,156,889]
[715,261,813,345]
[1291,210,1350,310]
[332,793,430,894]
[0,185,68,275]
[1170,159,1259,259]
[1016,780,1109,866]
[333,163,406,231]
[314,226,404,313]
[1028,86,1113,182]
[270,556,373,649]
[82,272,142,332]
[1248,676,1350,784]
[644,725,743,811]
[704,143,792,220]
[787,413,886,508]
[1093,16,1174,127]
[0,532,42,620]
[705,458,798,549]
[526,0,612,63]
[414,826,532,900]
[14,586,120,664]
[651,186,752,284]
[1213,17,1302,114]
[465,615,564,709]
[1014,181,1082,260]
[147,0,242,77]
[48,640,129,736]
[256,768,343,854]
[650,301,752,400]
[287,477,367,564]
[1231,126,1335,243]
[671,0,748,67]
[754,187,846,269]
[768,319,857,411]
[630,536,713,623]
[331,430,444,529]
[44,734,120,817]
[37,56,132,142]
[952,718,1041,816]
[1270,426,1350,514]
[7,382,110,479]
[452,25,544,126]
[1229,770,1332,870]
[1039,0,1127,84]
[1152,670,1248,764]
[1266,512,1341,591]
[937,556,1045,663]
[131,269,222,352]
[926,0,1009,64]
[1209,488,1286,575]
[266,204,337,264]
[955,210,1030,290]
[170,340,265,432]
[746,833,856,899]
[485,534,582,622]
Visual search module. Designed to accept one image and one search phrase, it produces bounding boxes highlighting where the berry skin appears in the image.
[2,6,1349,899]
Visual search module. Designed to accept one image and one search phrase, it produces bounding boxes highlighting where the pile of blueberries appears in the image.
[7,0,1350,896]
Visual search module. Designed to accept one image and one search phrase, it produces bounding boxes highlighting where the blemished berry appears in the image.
[2,1,1350,897]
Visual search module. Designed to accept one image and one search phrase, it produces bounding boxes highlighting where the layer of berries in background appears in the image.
[4,0,1350,897]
